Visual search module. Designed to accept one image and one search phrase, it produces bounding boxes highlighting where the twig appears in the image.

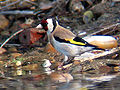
[90,22,120,36]
[0,29,24,48]
[100,22,120,31]
[0,43,21,46]
[0,0,20,10]
[0,10,35,15]
[0,0,38,10]
[74,47,120,62]
[25,0,38,6]
[0,0,10,5]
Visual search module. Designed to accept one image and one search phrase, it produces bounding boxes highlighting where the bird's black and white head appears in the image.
[41,18,58,33]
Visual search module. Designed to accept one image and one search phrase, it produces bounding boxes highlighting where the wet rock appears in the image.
[42,59,51,68]
[19,28,46,45]
[15,68,23,76]
[91,2,120,14]
[83,11,94,24]
[69,0,85,14]
[16,61,22,66]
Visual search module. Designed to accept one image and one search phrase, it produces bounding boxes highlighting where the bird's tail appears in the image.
[86,43,105,51]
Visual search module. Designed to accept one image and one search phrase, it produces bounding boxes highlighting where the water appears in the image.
[0,68,120,90]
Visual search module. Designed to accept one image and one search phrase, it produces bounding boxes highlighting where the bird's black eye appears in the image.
[51,18,57,32]
[42,23,48,27]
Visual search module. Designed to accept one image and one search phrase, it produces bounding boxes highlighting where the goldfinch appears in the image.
[40,18,104,63]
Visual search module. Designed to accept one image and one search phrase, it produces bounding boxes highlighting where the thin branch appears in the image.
[0,43,21,46]
[0,29,24,48]
[0,10,34,15]
[0,0,38,10]
[0,0,20,10]
[25,0,38,6]
[90,22,120,36]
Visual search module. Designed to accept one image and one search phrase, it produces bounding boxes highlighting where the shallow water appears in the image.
[0,65,120,90]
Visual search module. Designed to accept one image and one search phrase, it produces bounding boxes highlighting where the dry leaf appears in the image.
[0,48,6,54]
[0,15,9,30]
[10,53,22,58]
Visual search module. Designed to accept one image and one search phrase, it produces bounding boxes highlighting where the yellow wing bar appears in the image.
[65,39,86,46]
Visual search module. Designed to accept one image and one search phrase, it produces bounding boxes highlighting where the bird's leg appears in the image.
[63,56,74,65]
[60,55,74,65]
[64,55,69,62]
[58,55,68,68]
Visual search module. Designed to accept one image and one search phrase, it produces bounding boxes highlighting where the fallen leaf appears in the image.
[10,53,22,58]
[0,15,9,30]
[0,48,6,54]
[19,28,46,45]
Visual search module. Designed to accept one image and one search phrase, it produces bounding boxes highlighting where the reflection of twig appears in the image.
[0,29,24,48]
[0,10,34,15]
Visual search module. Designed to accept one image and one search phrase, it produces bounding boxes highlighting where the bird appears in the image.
[40,18,104,64]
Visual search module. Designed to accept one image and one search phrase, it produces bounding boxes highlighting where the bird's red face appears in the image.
[41,19,48,31]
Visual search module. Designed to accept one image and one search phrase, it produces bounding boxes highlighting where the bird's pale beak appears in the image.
[36,24,43,29]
